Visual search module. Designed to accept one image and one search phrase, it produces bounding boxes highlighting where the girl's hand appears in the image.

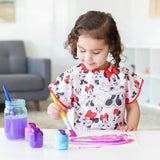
[47,103,68,120]
[120,125,137,132]
[120,100,140,132]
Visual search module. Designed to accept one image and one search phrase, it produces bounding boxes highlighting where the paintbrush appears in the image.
[3,85,16,116]
[51,93,77,137]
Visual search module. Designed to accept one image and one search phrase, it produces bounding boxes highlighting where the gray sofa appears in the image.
[0,40,51,111]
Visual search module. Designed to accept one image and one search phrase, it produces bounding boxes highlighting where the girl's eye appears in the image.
[93,52,100,55]
[80,50,85,53]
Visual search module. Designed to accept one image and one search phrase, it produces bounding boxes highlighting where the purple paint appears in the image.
[29,127,43,148]
[69,134,134,147]
[59,129,66,135]
[69,129,77,137]
[5,116,27,139]
[78,146,101,149]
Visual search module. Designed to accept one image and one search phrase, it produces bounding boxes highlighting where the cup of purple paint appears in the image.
[29,127,43,148]
[4,99,27,140]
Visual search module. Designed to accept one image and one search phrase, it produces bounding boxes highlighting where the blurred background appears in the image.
[0,0,159,80]
[0,0,160,129]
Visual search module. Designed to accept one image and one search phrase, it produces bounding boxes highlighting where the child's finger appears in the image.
[60,105,68,114]
[120,125,125,131]
[47,103,62,119]
[120,125,128,132]
[127,127,132,131]
[47,103,59,113]
[53,102,68,114]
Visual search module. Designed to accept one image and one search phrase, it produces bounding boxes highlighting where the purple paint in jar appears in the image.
[5,117,27,139]
[4,99,27,140]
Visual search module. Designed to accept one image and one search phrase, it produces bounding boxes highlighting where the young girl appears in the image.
[47,11,144,131]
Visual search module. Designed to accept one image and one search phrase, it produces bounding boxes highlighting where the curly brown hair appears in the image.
[65,11,123,68]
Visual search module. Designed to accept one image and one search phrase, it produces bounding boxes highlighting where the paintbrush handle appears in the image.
[62,117,72,130]
[50,92,76,133]
[51,93,66,118]
[3,85,11,101]
[3,85,16,116]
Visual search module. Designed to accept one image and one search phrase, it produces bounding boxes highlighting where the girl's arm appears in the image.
[120,100,140,131]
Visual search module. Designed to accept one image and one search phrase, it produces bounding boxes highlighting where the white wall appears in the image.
[131,0,160,46]
[0,0,160,81]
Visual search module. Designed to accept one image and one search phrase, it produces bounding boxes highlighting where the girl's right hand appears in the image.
[47,103,68,120]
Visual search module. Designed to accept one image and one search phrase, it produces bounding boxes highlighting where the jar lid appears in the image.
[58,129,66,135]
[27,123,36,129]
[5,99,25,107]
[31,127,43,136]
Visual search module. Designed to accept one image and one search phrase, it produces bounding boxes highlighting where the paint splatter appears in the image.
[69,134,134,147]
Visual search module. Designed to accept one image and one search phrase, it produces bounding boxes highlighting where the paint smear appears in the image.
[69,134,134,147]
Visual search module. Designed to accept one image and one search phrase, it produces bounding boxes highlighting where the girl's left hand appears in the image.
[119,125,137,132]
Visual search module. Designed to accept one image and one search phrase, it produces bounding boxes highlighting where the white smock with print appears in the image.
[48,62,144,130]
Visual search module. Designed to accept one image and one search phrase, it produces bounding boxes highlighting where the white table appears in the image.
[0,128,160,160]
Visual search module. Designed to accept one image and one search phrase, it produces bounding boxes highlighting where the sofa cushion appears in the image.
[0,53,10,73]
[0,41,27,74]
[0,74,44,92]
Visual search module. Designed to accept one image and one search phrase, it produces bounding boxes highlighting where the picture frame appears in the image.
[0,0,15,22]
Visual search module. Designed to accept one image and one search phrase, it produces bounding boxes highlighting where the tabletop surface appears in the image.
[0,128,160,160]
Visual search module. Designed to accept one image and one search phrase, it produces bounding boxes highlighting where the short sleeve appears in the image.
[48,71,74,109]
[124,68,144,104]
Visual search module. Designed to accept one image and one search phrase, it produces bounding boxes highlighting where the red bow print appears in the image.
[81,65,88,72]
[125,67,129,71]
[134,80,139,86]
[100,113,108,120]
[105,67,117,78]
[85,84,93,92]
[85,110,97,119]
[74,94,78,103]
[113,109,119,115]
[64,75,70,83]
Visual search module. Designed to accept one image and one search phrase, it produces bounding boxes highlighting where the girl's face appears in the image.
[77,35,110,70]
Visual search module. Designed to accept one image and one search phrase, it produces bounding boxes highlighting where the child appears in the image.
[47,11,144,131]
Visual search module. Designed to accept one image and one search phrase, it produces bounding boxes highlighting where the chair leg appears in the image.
[34,101,40,111]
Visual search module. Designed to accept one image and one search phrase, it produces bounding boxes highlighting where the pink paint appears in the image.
[25,123,36,141]
[69,129,77,137]
[69,134,134,146]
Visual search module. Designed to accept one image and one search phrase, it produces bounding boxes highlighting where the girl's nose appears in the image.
[85,52,92,61]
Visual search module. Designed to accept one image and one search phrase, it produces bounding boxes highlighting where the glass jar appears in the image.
[4,99,27,139]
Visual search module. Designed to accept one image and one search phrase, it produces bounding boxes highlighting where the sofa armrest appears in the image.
[27,58,51,86]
